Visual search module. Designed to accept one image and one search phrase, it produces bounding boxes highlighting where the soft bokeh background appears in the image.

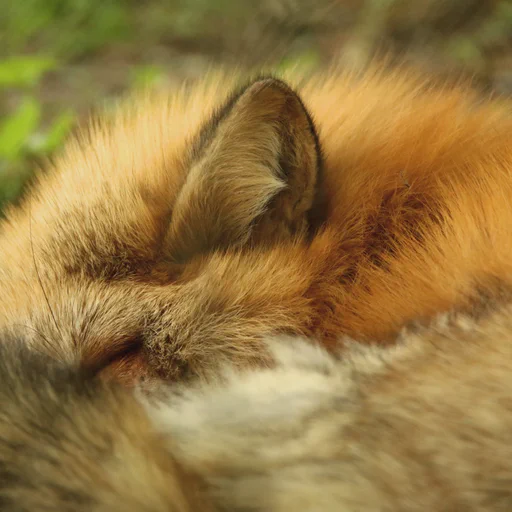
[1,0,511,213]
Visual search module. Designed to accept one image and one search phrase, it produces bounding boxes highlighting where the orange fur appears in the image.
[0,64,511,382]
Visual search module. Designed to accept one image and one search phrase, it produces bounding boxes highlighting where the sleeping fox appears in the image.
[0,65,511,384]
[2,63,512,510]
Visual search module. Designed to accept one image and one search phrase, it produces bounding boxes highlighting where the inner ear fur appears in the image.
[166,77,325,264]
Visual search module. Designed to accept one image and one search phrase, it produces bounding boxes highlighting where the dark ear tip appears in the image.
[243,76,301,103]
[247,75,323,175]
[243,75,318,133]
[191,76,300,161]
[247,76,293,90]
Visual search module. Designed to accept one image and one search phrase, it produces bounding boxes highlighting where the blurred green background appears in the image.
[0,0,511,213]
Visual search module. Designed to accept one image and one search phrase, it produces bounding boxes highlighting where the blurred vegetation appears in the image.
[0,0,511,213]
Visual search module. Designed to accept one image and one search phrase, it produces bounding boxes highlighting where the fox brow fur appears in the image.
[0,63,511,383]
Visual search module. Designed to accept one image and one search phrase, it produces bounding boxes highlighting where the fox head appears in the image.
[5,65,510,386]
[0,76,326,384]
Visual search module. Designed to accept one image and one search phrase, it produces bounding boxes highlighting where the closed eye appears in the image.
[84,335,148,385]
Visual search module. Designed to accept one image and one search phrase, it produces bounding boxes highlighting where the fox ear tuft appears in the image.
[166,77,325,263]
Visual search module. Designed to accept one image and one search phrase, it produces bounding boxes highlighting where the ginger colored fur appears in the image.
[3,64,512,510]
[0,65,512,383]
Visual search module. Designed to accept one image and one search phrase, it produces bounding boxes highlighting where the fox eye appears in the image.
[84,336,149,386]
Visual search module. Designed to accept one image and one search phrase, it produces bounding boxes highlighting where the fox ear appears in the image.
[165,77,325,263]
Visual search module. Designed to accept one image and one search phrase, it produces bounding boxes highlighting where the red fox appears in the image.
[1,65,512,385]
[2,63,512,509]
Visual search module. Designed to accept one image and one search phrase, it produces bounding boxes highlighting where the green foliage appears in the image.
[39,110,75,154]
[1,0,132,59]
[446,37,484,69]
[130,65,167,90]
[277,48,322,76]
[0,98,41,160]
[0,55,75,213]
[0,56,57,88]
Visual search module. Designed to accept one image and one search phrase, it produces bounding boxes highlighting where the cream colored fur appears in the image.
[143,311,512,511]
[4,310,512,510]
